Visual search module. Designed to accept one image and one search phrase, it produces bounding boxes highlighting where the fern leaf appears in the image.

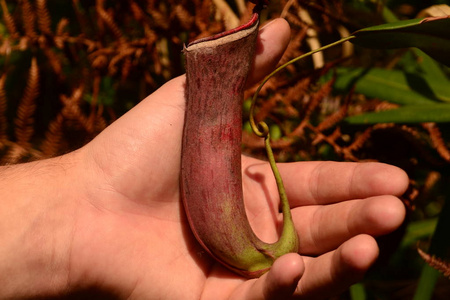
[418,248,450,279]
[21,0,37,39]
[1,143,28,164]
[14,57,39,148]
[423,123,450,162]
[55,17,69,36]
[316,91,351,132]
[41,113,64,157]
[96,1,124,43]
[36,0,52,35]
[0,0,19,38]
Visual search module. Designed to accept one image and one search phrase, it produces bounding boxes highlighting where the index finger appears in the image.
[244,159,409,206]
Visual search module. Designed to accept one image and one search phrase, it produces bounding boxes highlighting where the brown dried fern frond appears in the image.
[108,47,136,76]
[418,248,450,279]
[374,101,400,111]
[96,0,125,44]
[40,113,64,157]
[93,109,107,133]
[129,0,155,40]
[60,88,91,135]
[422,171,441,195]
[14,57,39,148]
[40,81,103,158]
[351,123,405,151]
[0,0,19,38]
[345,126,374,153]
[129,0,144,21]
[396,124,445,166]
[285,76,311,100]
[256,94,282,122]
[192,0,212,32]
[315,89,352,132]
[1,142,29,164]
[311,125,339,145]
[54,18,69,49]
[146,1,170,31]
[55,18,69,36]
[423,123,450,162]
[71,0,91,38]
[304,78,336,118]
[21,0,38,39]
[278,26,308,69]
[0,139,43,164]
[174,4,195,30]
[327,127,343,144]
[289,78,335,138]
[121,57,132,81]
[41,44,64,80]
[36,0,51,35]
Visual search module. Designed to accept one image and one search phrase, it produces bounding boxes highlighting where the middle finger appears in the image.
[292,196,405,255]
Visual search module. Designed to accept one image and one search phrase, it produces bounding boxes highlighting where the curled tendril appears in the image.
[249,35,355,209]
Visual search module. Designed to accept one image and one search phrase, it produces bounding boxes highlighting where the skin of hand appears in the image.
[0,19,408,299]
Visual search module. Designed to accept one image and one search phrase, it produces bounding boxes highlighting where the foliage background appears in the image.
[0,0,449,299]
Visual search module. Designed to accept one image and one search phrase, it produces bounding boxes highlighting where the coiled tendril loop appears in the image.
[249,35,355,213]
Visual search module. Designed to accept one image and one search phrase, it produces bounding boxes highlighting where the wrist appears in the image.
[0,151,83,298]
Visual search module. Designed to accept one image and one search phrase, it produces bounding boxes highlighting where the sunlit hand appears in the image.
[54,19,407,299]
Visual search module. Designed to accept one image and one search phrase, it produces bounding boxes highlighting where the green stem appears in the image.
[249,35,355,219]
[264,130,290,215]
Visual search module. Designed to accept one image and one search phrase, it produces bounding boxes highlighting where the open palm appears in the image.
[66,19,407,299]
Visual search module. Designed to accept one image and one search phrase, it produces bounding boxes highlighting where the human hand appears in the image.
[59,19,407,299]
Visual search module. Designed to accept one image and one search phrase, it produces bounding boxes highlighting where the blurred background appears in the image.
[0,0,449,298]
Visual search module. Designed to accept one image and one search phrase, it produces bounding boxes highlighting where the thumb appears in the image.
[233,253,304,300]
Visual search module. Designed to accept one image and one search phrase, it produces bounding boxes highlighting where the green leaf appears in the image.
[400,218,438,249]
[382,5,400,23]
[414,265,440,300]
[351,16,450,67]
[349,283,367,300]
[269,124,282,140]
[331,67,450,105]
[346,104,450,124]
[410,48,449,81]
